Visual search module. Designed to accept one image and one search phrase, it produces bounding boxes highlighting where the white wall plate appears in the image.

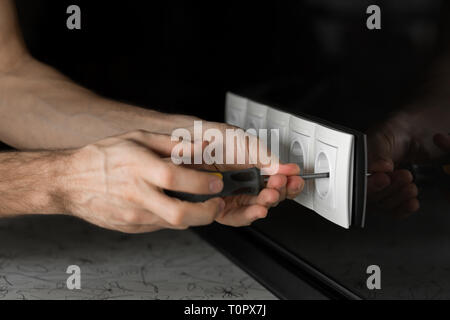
[313,125,354,229]
[225,92,248,128]
[245,100,268,131]
[288,116,316,210]
[224,93,366,229]
[267,108,291,163]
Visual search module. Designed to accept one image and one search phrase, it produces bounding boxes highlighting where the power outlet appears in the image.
[224,93,357,229]
[288,116,316,210]
[313,125,354,229]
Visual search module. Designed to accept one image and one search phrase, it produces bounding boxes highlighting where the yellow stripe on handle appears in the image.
[208,172,223,179]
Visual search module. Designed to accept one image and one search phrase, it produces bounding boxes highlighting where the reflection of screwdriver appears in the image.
[165,168,330,203]
[405,162,450,187]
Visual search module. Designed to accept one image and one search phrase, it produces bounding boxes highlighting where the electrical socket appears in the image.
[224,93,357,229]
[288,116,316,210]
[313,125,354,229]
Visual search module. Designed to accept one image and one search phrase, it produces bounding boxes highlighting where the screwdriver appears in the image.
[264,172,330,182]
[165,167,330,203]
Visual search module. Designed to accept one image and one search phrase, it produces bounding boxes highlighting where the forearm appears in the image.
[0,150,69,217]
[0,57,199,150]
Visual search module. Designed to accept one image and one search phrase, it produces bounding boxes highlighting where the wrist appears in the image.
[27,150,74,215]
[0,150,73,216]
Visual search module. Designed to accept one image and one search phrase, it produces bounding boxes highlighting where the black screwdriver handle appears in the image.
[165,167,264,203]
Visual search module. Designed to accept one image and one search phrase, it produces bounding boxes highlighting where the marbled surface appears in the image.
[0,215,276,300]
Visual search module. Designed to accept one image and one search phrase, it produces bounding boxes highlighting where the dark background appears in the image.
[15,0,446,129]
[12,0,450,299]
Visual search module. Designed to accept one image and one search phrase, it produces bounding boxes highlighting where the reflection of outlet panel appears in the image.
[225,92,367,229]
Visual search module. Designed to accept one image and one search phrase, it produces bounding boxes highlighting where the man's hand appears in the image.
[433,133,450,202]
[60,130,229,233]
[434,133,450,153]
[183,121,304,226]
[0,1,303,230]
[215,162,302,227]
[60,130,303,233]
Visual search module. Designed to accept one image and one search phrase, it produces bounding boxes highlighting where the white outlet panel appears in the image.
[224,93,356,229]
[225,92,248,128]
[288,116,316,210]
[267,108,291,163]
[313,125,354,229]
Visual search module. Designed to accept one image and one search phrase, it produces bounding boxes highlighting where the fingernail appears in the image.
[294,181,304,193]
[209,179,223,193]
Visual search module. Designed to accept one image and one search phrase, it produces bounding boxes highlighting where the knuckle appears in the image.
[198,212,216,226]
[122,186,139,203]
[160,165,175,188]
[123,210,141,224]
[259,211,268,219]
[132,129,150,140]
[406,184,418,197]
[132,129,146,136]
[168,206,187,227]
[116,227,139,234]
[171,224,189,230]
[120,129,145,142]
[79,143,105,162]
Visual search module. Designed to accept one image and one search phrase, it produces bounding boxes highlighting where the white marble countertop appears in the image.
[0,215,276,300]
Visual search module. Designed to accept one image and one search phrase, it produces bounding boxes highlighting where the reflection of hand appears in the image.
[368,104,450,216]
[433,133,450,202]
[367,118,420,216]
[434,133,450,153]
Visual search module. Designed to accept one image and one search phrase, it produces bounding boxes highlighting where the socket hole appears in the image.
[289,140,305,173]
[315,152,330,198]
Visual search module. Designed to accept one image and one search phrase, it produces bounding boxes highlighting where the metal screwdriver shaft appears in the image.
[299,172,330,180]
[263,172,330,183]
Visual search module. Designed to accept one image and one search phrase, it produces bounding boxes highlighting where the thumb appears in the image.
[368,130,395,173]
